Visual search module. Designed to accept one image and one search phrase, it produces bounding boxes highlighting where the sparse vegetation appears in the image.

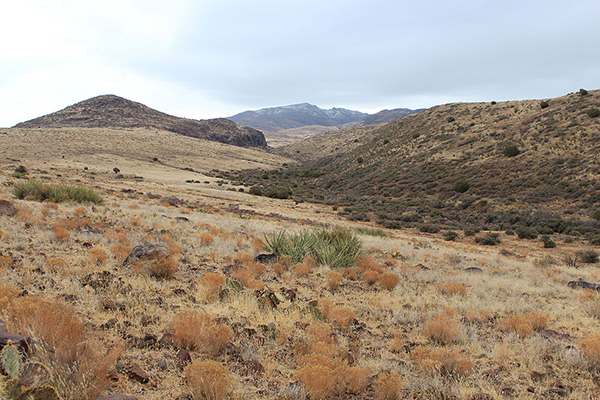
[13,181,102,204]
[503,144,520,157]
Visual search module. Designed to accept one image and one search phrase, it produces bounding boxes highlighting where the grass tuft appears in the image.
[13,181,102,204]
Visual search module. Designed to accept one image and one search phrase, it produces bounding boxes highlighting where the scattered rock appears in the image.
[499,249,524,258]
[568,278,600,291]
[175,217,190,222]
[540,329,573,342]
[176,349,191,366]
[254,253,277,264]
[101,297,126,311]
[531,371,545,381]
[0,320,31,352]
[126,363,150,384]
[82,242,93,248]
[243,360,264,375]
[0,200,16,217]
[158,333,175,347]
[414,263,430,270]
[95,395,138,400]
[464,267,483,273]
[175,394,193,400]
[122,244,169,266]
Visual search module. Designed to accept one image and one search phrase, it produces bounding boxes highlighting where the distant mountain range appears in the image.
[15,95,267,148]
[229,103,422,132]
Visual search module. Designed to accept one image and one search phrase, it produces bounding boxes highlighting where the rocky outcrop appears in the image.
[14,95,267,148]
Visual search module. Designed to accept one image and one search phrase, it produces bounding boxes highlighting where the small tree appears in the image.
[503,145,520,157]
[586,108,600,118]
[453,179,470,193]
[540,101,549,109]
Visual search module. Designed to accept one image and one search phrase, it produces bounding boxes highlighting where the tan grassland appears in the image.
[0,127,599,399]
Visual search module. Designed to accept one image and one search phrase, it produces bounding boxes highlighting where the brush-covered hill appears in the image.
[14,95,267,148]
[231,90,600,241]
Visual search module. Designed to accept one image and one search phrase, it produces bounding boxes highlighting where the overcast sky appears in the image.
[1,0,599,127]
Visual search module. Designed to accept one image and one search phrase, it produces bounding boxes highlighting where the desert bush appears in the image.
[578,334,600,367]
[453,179,470,193]
[199,272,226,302]
[423,314,460,345]
[294,263,310,277]
[540,101,549,109]
[419,224,440,234]
[149,255,177,279]
[443,230,458,241]
[296,364,335,400]
[13,181,102,204]
[362,270,380,285]
[0,255,14,269]
[171,310,231,355]
[87,248,107,266]
[326,270,343,291]
[373,371,402,400]
[475,232,501,245]
[436,282,467,295]
[379,272,400,290]
[411,347,474,377]
[580,88,589,96]
[53,226,70,242]
[446,116,455,123]
[586,108,600,118]
[185,359,232,400]
[390,333,406,353]
[110,242,132,262]
[540,235,557,248]
[499,311,549,338]
[503,145,520,157]
[346,366,371,394]
[516,226,538,239]
[200,232,214,246]
[329,306,355,329]
[577,250,599,264]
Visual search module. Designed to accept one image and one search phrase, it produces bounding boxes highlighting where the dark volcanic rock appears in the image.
[15,95,267,148]
[568,278,600,291]
[122,244,169,266]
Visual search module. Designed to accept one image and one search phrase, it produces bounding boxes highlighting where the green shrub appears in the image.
[248,186,263,196]
[540,101,549,109]
[275,188,292,199]
[503,145,520,157]
[13,181,102,204]
[453,179,470,193]
[419,224,441,234]
[577,250,599,264]
[447,116,456,123]
[264,228,362,268]
[354,227,389,238]
[580,88,589,96]
[541,235,556,248]
[475,233,501,246]
[592,210,600,221]
[586,108,600,118]
[412,132,420,139]
[516,227,538,240]
[356,157,364,164]
[444,231,459,241]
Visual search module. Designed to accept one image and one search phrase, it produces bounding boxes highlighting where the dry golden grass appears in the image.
[185,359,232,400]
[87,248,107,266]
[499,311,549,338]
[171,309,231,355]
[328,306,355,329]
[362,269,380,285]
[199,272,226,302]
[53,226,70,242]
[436,281,468,295]
[326,270,343,291]
[0,255,14,269]
[200,232,215,246]
[294,262,310,277]
[373,371,402,400]
[422,314,460,345]
[378,272,400,290]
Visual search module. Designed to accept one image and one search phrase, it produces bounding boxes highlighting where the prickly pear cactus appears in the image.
[1,346,20,379]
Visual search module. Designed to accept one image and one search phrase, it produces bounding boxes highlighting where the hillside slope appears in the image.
[232,90,600,240]
[15,95,267,147]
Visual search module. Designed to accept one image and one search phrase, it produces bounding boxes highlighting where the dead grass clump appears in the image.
[235,251,253,266]
[423,314,460,345]
[149,255,177,279]
[199,272,226,302]
[185,359,232,400]
[303,255,317,269]
[0,255,14,269]
[87,248,107,266]
[294,263,310,277]
[327,270,343,291]
[411,347,475,377]
[306,322,332,344]
[46,257,68,273]
[499,311,549,338]
[0,229,4,239]
[250,237,264,252]
[346,366,371,394]
[200,232,215,246]
[340,266,359,280]
[296,364,335,400]
[373,371,402,400]
[436,281,468,295]
[171,310,231,355]
[279,255,292,267]
[362,270,380,285]
[110,242,132,263]
[578,334,600,366]
[329,306,355,329]
[379,272,400,290]
[273,262,286,275]
[390,333,406,353]
[466,309,492,324]
[53,226,70,242]
[318,298,334,320]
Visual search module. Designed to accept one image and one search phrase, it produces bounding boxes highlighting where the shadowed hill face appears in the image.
[14,95,267,148]
[230,90,600,239]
